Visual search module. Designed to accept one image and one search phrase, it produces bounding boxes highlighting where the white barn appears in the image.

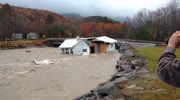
[59,39,90,55]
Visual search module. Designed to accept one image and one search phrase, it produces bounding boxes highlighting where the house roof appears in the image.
[28,32,38,35]
[81,37,97,40]
[59,39,79,48]
[92,36,117,43]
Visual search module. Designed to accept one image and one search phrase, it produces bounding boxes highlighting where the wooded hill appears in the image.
[83,16,119,24]
[1,0,179,41]
[0,3,128,40]
[0,3,69,40]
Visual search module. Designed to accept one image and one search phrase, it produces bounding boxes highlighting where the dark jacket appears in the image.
[157,47,180,87]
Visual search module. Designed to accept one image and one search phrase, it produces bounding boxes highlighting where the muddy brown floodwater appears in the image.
[0,47,119,100]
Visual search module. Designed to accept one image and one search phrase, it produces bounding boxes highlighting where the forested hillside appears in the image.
[0,0,180,41]
[83,16,119,23]
[0,3,69,40]
[0,3,129,40]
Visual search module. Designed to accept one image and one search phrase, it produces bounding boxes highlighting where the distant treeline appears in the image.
[126,0,180,41]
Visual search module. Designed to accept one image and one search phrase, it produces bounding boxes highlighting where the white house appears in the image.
[27,32,39,40]
[12,33,23,40]
[59,39,90,55]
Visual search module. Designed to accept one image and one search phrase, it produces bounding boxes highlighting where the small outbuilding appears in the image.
[12,33,23,40]
[91,36,117,53]
[59,39,90,55]
[27,32,39,40]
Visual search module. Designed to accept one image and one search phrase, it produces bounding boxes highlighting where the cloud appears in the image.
[0,0,170,17]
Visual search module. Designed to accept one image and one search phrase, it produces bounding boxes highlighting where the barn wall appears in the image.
[99,43,107,53]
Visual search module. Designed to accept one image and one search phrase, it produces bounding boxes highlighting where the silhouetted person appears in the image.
[157,31,180,87]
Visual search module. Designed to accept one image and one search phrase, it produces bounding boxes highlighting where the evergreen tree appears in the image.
[46,14,54,24]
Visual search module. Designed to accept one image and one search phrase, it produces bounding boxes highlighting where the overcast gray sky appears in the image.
[0,0,170,17]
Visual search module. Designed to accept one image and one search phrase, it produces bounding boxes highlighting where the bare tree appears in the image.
[127,0,180,41]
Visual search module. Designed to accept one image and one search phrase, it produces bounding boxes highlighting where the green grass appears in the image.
[135,79,145,86]
[111,47,180,100]
[132,77,180,100]
[137,47,180,72]
[0,41,3,45]
[0,40,33,46]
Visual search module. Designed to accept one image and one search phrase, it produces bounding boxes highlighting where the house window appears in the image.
[71,49,73,54]
[62,48,65,54]
[82,49,87,52]
[61,48,64,53]
[65,48,69,54]
[111,44,113,48]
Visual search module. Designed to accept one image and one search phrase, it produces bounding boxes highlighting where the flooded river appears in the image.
[0,47,118,100]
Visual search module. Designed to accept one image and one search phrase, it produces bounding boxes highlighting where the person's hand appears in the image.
[167,31,180,48]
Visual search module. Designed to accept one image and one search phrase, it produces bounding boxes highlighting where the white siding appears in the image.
[107,43,116,52]
[73,40,90,55]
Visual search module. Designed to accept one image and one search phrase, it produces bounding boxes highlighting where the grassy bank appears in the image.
[0,40,33,46]
[111,47,180,100]
[0,40,46,47]
[137,47,180,72]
